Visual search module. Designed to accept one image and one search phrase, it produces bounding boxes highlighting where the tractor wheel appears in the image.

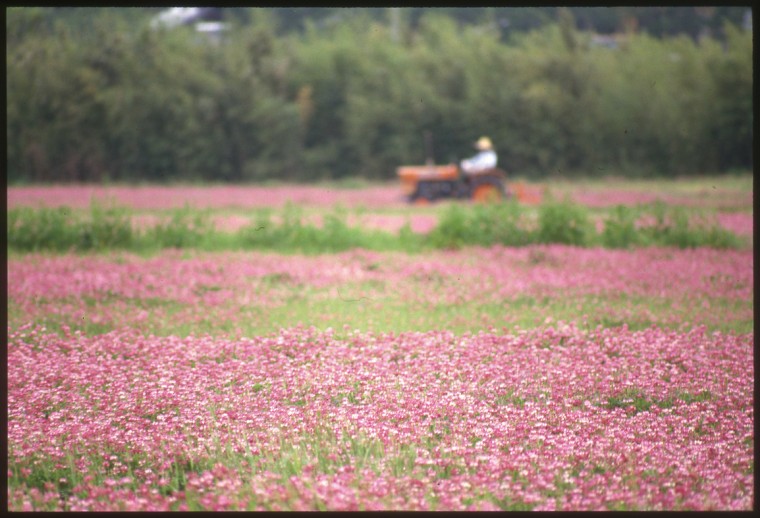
[411,182,436,204]
[472,182,503,203]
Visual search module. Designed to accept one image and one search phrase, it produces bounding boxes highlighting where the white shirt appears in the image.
[460,150,497,175]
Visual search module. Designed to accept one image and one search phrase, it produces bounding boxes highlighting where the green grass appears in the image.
[602,388,714,415]
[10,279,752,339]
[7,196,749,256]
[9,426,540,511]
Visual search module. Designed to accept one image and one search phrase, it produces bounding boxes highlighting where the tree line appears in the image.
[6,7,752,184]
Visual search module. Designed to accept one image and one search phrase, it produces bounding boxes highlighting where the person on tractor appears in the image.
[460,136,497,177]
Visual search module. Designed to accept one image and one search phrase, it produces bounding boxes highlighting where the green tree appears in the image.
[707,22,752,171]
[6,7,752,185]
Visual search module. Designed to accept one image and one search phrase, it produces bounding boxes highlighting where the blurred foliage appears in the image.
[6,7,753,184]
[8,202,745,254]
[7,203,134,252]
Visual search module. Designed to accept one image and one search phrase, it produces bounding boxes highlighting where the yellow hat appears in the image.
[475,136,493,150]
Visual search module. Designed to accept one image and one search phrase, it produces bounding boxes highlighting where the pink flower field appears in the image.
[7,323,754,511]
[6,241,755,511]
[7,246,753,335]
[6,178,754,511]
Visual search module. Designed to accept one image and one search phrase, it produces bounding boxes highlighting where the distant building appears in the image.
[150,7,226,42]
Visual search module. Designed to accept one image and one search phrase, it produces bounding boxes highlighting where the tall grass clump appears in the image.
[537,199,593,246]
[475,201,532,247]
[426,204,471,249]
[398,221,426,253]
[238,203,400,254]
[144,205,214,249]
[694,225,744,249]
[641,202,743,249]
[7,206,77,252]
[7,202,134,252]
[427,201,531,249]
[601,205,643,249]
[78,203,134,250]
[7,200,745,255]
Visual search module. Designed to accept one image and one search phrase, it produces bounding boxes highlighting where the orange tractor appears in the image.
[397,164,542,205]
